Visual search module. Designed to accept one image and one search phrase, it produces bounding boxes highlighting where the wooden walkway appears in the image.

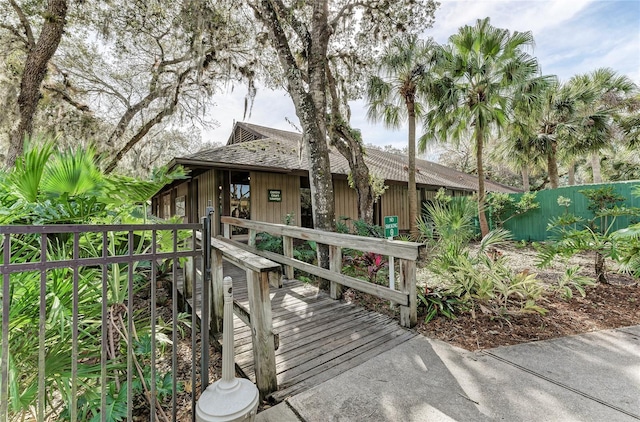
[180,262,416,402]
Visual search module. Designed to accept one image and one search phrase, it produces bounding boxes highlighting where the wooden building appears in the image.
[152,122,518,235]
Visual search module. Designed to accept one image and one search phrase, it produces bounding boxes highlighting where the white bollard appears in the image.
[196,277,259,422]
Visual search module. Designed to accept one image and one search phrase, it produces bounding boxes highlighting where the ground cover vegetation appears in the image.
[0,143,191,420]
[335,190,639,350]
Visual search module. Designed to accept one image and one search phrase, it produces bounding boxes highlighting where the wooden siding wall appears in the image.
[197,170,220,235]
[423,189,437,202]
[381,184,411,231]
[333,179,358,225]
[161,193,171,219]
[251,171,301,226]
[175,183,188,220]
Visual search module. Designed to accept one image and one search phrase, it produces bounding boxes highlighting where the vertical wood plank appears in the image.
[246,269,277,398]
[399,259,417,328]
[210,248,224,334]
[329,245,343,300]
[282,235,294,280]
[268,268,283,289]
[248,228,257,247]
[183,257,193,299]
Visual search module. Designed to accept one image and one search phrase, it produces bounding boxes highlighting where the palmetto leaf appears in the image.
[41,147,104,199]
[9,140,54,203]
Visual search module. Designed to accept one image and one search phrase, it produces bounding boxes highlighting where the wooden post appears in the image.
[248,229,257,247]
[183,258,193,299]
[210,247,224,334]
[282,235,294,280]
[398,259,417,328]
[329,245,343,300]
[223,223,230,239]
[245,269,277,399]
[268,268,282,289]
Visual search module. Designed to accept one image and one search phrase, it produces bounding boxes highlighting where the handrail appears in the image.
[220,216,423,328]
[220,216,424,260]
[218,236,409,305]
[191,230,280,399]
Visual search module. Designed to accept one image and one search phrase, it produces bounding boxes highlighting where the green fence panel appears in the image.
[503,181,640,241]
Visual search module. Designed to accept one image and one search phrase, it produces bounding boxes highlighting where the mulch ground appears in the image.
[415,281,640,351]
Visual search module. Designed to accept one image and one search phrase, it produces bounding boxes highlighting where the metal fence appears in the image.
[0,222,210,421]
[502,181,640,241]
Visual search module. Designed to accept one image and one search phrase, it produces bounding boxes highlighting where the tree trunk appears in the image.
[6,0,68,169]
[476,128,489,237]
[326,65,374,224]
[547,141,560,189]
[521,166,530,191]
[595,251,607,283]
[567,159,576,185]
[329,127,375,223]
[591,152,602,183]
[257,0,335,288]
[407,98,419,240]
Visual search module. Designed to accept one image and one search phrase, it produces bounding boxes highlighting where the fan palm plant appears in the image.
[367,34,436,239]
[422,17,550,236]
[0,141,186,420]
[567,68,637,183]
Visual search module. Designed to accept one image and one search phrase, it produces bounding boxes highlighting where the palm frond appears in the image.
[9,139,54,203]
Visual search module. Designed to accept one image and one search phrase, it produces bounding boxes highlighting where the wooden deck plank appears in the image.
[234,310,370,355]
[272,322,403,379]
[270,331,416,402]
[176,260,416,402]
[235,312,390,361]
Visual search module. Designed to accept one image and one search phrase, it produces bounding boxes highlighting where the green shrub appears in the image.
[0,142,186,420]
[537,187,640,283]
[420,196,547,319]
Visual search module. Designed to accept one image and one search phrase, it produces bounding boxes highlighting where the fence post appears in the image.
[210,247,224,335]
[201,214,212,390]
[398,259,417,328]
[282,235,294,280]
[245,269,277,399]
[329,245,343,300]
[248,228,257,247]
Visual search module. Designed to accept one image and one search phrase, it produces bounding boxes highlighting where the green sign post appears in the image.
[384,215,399,238]
[384,215,398,291]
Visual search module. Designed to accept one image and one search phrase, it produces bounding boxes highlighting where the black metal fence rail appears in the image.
[0,223,207,422]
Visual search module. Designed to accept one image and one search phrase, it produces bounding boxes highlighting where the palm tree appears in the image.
[494,119,546,191]
[508,76,577,189]
[422,17,548,237]
[567,68,637,183]
[366,34,435,239]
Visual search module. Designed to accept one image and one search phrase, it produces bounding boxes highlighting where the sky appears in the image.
[203,0,640,153]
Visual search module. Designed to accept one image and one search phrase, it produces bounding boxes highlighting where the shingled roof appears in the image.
[179,122,519,193]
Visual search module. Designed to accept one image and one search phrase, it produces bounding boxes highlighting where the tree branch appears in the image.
[269,0,311,46]
[43,83,91,112]
[8,0,35,50]
[0,23,29,48]
[106,84,173,146]
[329,1,367,30]
[255,0,305,96]
[104,70,189,174]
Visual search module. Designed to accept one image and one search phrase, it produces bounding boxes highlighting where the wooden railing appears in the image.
[192,231,281,399]
[220,217,425,328]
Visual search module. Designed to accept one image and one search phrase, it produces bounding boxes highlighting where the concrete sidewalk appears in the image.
[256,325,640,422]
